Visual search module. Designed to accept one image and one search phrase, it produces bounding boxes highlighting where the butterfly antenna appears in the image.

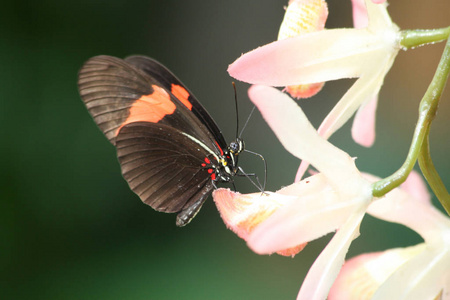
[239,106,256,138]
[232,82,240,139]
[231,83,267,193]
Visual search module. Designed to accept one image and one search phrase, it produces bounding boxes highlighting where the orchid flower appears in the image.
[228,0,400,150]
[213,85,373,300]
[329,171,450,300]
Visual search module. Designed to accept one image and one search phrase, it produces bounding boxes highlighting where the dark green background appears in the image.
[2,0,449,299]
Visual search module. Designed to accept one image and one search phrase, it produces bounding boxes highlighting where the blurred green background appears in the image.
[1,0,449,299]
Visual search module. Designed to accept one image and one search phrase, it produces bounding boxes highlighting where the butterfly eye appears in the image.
[230,142,239,153]
[229,138,244,154]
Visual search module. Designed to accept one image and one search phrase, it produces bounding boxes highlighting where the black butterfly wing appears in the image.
[78,55,151,144]
[78,55,224,155]
[78,55,226,226]
[124,55,228,150]
[116,122,215,226]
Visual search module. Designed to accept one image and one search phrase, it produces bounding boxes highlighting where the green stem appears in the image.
[372,36,450,197]
[401,26,450,49]
[418,130,450,215]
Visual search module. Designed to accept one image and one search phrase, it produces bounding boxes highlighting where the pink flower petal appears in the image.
[296,63,389,175]
[351,95,378,147]
[329,252,384,300]
[297,209,367,300]
[351,1,395,37]
[248,174,362,254]
[316,64,387,141]
[228,1,397,88]
[351,0,369,29]
[372,246,449,300]
[213,188,307,256]
[329,245,426,300]
[295,159,310,182]
[248,85,370,191]
[229,29,374,87]
[213,188,293,240]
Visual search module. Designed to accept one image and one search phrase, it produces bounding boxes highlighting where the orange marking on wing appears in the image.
[117,85,176,135]
[171,84,192,110]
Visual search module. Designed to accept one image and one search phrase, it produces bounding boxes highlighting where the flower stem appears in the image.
[400,26,450,49]
[372,36,450,197]
[418,130,450,215]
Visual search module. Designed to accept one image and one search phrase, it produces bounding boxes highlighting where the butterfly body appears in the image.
[78,55,243,226]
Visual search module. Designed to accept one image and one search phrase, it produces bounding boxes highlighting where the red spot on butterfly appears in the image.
[215,141,224,156]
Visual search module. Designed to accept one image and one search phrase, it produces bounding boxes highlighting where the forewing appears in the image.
[78,55,221,153]
[78,55,153,144]
[125,55,228,150]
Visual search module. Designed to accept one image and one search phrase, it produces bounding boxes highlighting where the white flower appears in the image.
[228,0,400,148]
[330,172,450,300]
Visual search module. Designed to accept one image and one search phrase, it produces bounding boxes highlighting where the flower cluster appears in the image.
[213,0,450,299]
[330,172,450,299]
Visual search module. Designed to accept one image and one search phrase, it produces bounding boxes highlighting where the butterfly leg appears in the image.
[236,166,267,194]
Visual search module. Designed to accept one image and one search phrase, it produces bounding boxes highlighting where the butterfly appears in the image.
[78,55,246,226]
